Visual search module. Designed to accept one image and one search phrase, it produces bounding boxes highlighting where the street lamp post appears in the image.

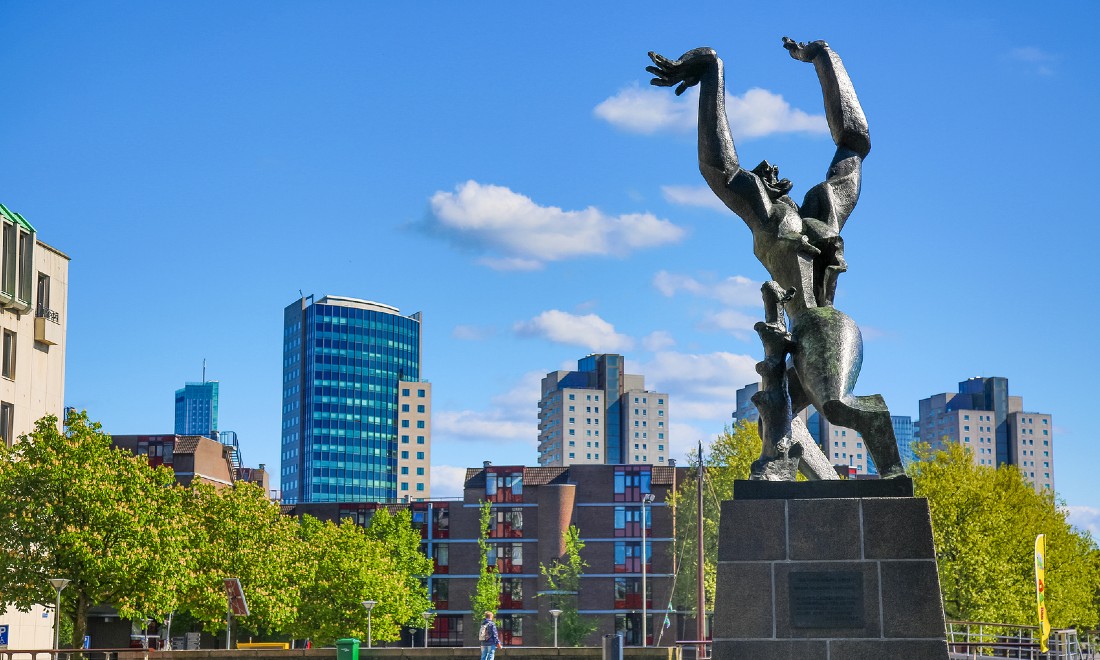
[421,611,431,648]
[362,600,377,649]
[49,578,70,660]
[640,493,655,647]
[548,609,562,647]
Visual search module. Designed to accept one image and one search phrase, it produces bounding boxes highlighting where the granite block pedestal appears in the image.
[712,478,949,659]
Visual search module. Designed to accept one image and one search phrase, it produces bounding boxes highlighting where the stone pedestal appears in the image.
[713,479,948,659]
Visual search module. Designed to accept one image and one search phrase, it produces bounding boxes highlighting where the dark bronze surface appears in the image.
[648,38,904,480]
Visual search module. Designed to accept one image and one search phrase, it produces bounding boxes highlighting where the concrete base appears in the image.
[713,488,948,659]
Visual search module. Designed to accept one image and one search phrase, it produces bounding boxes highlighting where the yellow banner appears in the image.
[1035,534,1051,653]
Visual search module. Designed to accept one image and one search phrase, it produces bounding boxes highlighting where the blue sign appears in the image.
[0,623,10,648]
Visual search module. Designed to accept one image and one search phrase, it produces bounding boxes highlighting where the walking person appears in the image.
[478,610,503,660]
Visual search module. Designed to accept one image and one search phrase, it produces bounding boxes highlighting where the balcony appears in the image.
[34,307,61,345]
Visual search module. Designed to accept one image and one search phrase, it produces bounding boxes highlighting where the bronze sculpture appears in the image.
[648,38,904,480]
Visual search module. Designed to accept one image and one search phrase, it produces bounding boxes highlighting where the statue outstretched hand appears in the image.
[647,48,717,95]
[782,37,828,63]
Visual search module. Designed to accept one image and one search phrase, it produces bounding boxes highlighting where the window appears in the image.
[401,467,409,475]
[400,482,409,491]
[417,436,425,444]
[416,483,424,491]
[401,420,410,428]
[36,272,50,315]
[418,389,426,397]
[401,451,409,459]
[402,435,410,443]
[613,466,652,502]
[614,505,651,537]
[417,404,425,413]
[2,331,14,380]
[416,467,425,475]
[416,451,424,460]
[492,509,524,538]
[401,404,410,412]
[614,577,651,609]
[417,420,425,428]
[613,541,651,572]
[402,388,410,396]
[433,543,449,573]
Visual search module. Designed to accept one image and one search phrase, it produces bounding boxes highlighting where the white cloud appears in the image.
[431,465,469,499]
[595,84,827,138]
[661,184,730,212]
[433,372,541,444]
[1008,47,1057,75]
[1066,505,1100,537]
[642,330,676,351]
[702,309,759,337]
[653,271,762,307]
[639,350,759,422]
[427,181,685,269]
[514,310,634,352]
[452,324,496,341]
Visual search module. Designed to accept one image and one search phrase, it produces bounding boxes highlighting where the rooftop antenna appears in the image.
[202,359,206,383]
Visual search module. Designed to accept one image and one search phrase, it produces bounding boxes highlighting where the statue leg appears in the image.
[821,395,905,478]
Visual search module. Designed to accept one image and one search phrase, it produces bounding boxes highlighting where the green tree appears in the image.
[470,500,502,620]
[668,422,760,618]
[176,481,304,637]
[0,411,190,647]
[538,525,595,646]
[912,442,1100,628]
[290,510,432,645]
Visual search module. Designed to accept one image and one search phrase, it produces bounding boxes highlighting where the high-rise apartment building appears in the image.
[174,381,218,437]
[734,380,915,477]
[917,377,1053,492]
[281,295,429,504]
[819,415,916,476]
[0,203,69,649]
[538,354,669,466]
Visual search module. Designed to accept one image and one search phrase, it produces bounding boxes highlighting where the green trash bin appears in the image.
[335,638,360,660]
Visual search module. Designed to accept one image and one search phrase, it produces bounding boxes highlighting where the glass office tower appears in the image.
[281,295,423,504]
[174,381,219,437]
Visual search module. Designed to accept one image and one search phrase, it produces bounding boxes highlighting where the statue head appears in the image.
[752,160,793,198]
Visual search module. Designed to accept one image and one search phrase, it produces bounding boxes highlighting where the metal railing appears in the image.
[34,306,60,323]
[946,620,1097,659]
[0,649,149,660]
[672,639,711,659]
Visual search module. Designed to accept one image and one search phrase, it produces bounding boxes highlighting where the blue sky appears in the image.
[2,2,1097,533]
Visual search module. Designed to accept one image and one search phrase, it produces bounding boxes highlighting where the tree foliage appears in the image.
[290,510,432,645]
[0,410,451,647]
[0,412,190,647]
[176,481,304,636]
[470,500,502,619]
[538,525,596,646]
[668,422,760,617]
[912,442,1100,629]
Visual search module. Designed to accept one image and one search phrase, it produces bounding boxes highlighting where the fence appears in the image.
[946,621,1099,659]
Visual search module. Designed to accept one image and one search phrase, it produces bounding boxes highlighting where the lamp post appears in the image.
[49,578,70,660]
[548,609,562,647]
[640,493,655,647]
[421,611,432,648]
[362,600,377,649]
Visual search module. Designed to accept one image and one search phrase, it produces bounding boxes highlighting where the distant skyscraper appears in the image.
[538,354,669,466]
[733,382,760,424]
[816,414,915,476]
[174,381,218,437]
[281,295,430,504]
[917,377,1053,493]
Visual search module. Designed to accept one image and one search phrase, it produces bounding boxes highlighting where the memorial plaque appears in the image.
[789,571,864,628]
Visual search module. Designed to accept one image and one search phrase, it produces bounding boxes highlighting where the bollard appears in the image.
[602,633,624,660]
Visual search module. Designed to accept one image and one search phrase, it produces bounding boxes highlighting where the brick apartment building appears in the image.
[288,462,690,647]
[112,434,271,493]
